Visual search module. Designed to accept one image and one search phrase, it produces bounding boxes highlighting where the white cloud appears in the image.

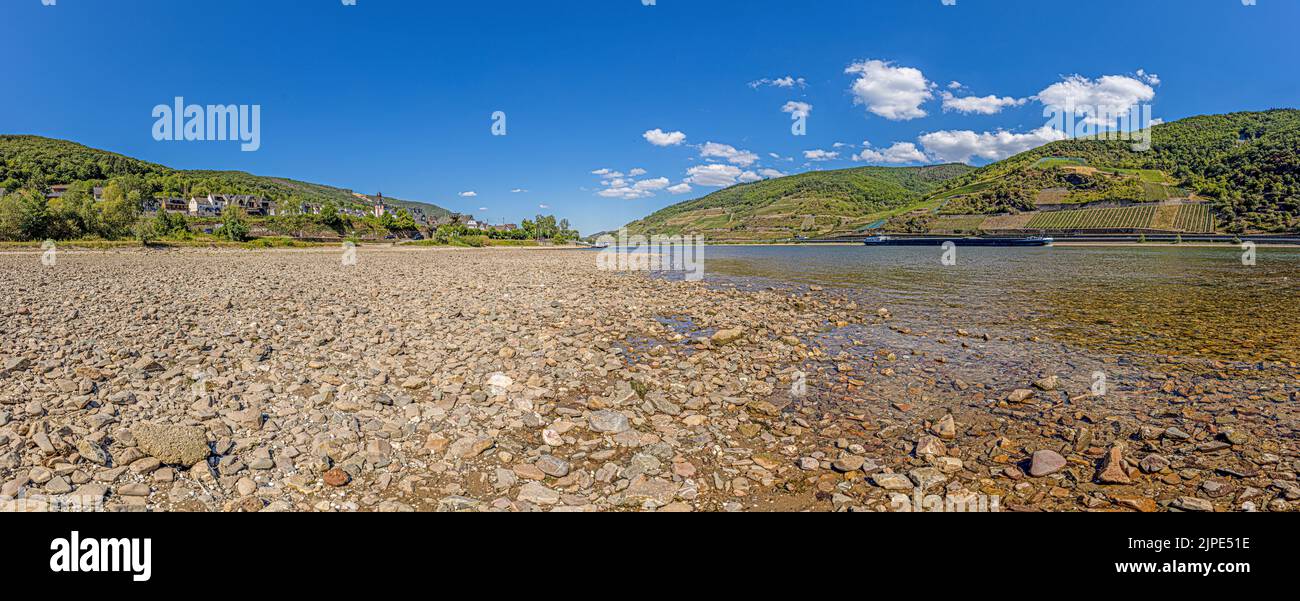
[598,186,654,199]
[853,141,929,164]
[738,171,763,183]
[458,191,477,197]
[750,76,807,89]
[948,81,964,90]
[918,126,1066,164]
[592,168,615,176]
[781,101,812,118]
[845,59,933,121]
[940,91,1027,115]
[758,168,786,179]
[1034,74,1157,126]
[667,183,693,194]
[511,188,527,193]
[538,204,550,209]
[643,128,687,146]
[685,163,744,187]
[628,168,647,177]
[699,141,759,167]
[478,207,489,211]
[803,149,839,161]
[633,177,670,191]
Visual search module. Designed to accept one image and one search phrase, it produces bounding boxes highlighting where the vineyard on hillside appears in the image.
[1026,206,1156,230]
[1172,203,1217,233]
[1023,203,1217,232]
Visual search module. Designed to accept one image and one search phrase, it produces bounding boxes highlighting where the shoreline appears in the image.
[2,248,1295,513]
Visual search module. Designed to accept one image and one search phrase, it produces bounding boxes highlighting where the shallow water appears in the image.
[701,245,1300,365]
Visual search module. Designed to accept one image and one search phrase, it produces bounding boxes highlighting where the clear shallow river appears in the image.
[700,244,1300,365]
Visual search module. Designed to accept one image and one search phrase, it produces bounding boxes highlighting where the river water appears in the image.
[702,244,1300,366]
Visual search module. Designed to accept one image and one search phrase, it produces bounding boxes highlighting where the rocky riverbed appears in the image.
[0,247,1296,512]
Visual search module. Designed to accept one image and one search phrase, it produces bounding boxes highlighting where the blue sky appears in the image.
[3,0,1296,234]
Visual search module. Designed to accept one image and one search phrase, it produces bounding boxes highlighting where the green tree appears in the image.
[0,189,51,241]
[217,205,250,241]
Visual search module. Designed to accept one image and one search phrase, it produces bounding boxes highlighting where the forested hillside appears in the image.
[930,110,1299,232]
[624,163,973,239]
[0,135,450,217]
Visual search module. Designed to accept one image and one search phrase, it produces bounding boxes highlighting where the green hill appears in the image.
[623,163,974,241]
[0,135,451,217]
[928,109,1300,232]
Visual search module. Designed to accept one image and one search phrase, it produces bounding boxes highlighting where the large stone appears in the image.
[1172,497,1214,512]
[518,482,560,505]
[1007,389,1036,403]
[932,414,956,440]
[1139,454,1170,473]
[132,423,210,466]
[832,455,866,473]
[621,476,678,508]
[588,410,630,434]
[1096,445,1132,484]
[915,435,946,457]
[1029,450,1067,477]
[448,436,495,459]
[871,473,913,491]
[535,455,570,478]
[710,328,745,346]
[76,439,110,466]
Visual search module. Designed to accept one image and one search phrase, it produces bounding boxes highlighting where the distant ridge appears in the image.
[623,163,974,241]
[0,135,452,216]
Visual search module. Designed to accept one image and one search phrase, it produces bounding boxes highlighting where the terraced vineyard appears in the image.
[1172,203,1216,233]
[1026,206,1157,230]
[1023,203,1218,232]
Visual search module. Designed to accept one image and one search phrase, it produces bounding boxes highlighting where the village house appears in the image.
[43,184,106,202]
[188,195,224,217]
[187,194,271,217]
[45,184,71,200]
